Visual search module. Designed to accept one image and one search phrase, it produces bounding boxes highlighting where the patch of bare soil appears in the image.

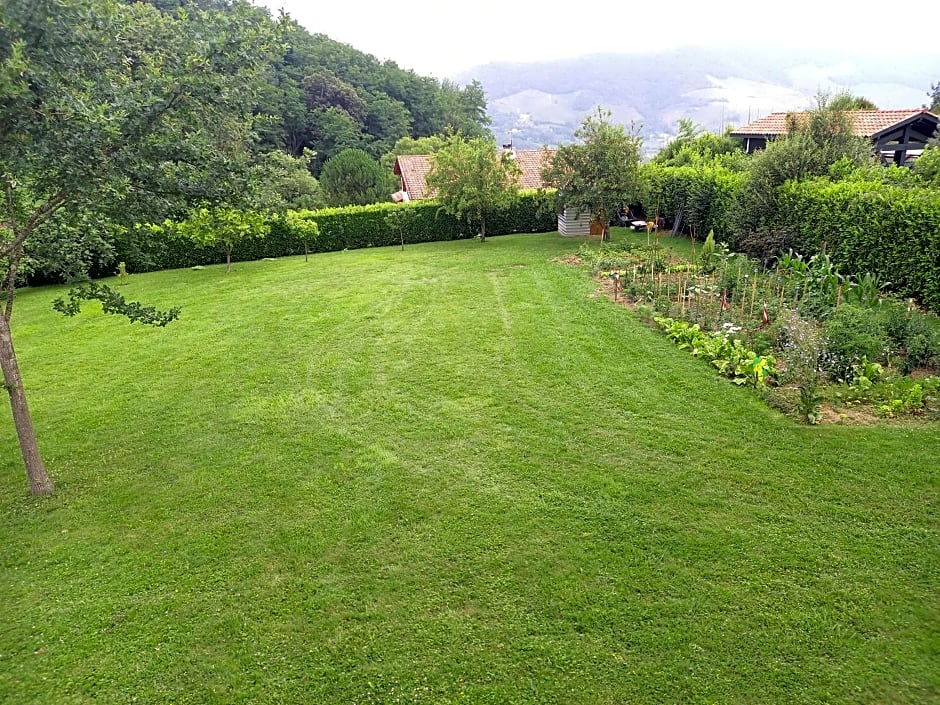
[554,254,584,266]
[590,274,636,310]
[818,404,882,426]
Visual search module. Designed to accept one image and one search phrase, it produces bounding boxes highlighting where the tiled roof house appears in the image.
[393,154,434,200]
[730,109,939,164]
[393,148,557,201]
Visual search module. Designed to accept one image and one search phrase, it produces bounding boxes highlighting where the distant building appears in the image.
[392,148,557,201]
[730,109,939,165]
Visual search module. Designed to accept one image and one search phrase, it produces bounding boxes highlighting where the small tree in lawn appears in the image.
[286,211,319,261]
[541,107,644,242]
[384,206,419,251]
[166,207,269,273]
[426,135,521,243]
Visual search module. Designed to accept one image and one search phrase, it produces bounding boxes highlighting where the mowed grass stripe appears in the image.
[0,232,937,704]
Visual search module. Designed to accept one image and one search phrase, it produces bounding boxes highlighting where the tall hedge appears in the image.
[641,163,745,243]
[114,190,557,273]
[640,164,940,311]
[779,179,940,311]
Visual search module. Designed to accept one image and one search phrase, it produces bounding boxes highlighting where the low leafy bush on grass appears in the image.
[823,304,889,381]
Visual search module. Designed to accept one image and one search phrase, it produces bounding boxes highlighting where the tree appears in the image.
[829,92,878,111]
[653,119,745,168]
[254,20,492,158]
[251,149,324,211]
[426,135,521,243]
[384,206,419,252]
[379,134,449,172]
[733,93,874,242]
[303,69,367,122]
[308,107,365,169]
[285,212,319,261]
[164,207,269,273]
[437,79,492,139]
[319,148,393,206]
[927,82,940,113]
[362,95,413,159]
[541,107,644,241]
[1,0,283,495]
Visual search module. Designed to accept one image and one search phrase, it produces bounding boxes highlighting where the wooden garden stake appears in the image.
[750,278,758,318]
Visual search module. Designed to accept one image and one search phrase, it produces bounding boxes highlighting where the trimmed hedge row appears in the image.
[115,190,557,273]
[779,179,940,311]
[640,164,940,311]
[641,163,746,242]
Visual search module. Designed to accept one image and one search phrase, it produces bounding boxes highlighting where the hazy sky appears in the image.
[256,0,939,78]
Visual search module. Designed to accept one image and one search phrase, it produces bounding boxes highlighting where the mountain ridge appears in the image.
[455,47,939,152]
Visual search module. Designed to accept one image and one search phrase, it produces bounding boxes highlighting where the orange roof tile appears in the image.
[512,148,558,190]
[393,154,433,200]
[393,148,557,200]
[731,109,938,138]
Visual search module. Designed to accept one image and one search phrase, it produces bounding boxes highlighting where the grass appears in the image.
[610,224,699,259]
[1,232,938,704]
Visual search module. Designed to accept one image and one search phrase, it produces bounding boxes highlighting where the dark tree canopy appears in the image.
[319,149,394,206]
[255,20,493,168]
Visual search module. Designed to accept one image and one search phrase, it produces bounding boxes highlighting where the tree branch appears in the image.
[52,281,181,327]
[0,189,72,259]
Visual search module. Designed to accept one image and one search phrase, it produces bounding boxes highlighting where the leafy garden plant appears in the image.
[654,316,776,388]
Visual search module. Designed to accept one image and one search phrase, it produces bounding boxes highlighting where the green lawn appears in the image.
[1,232,937,704]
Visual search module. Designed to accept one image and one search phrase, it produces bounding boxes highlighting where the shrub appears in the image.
[737,229,796,268]
[823,305,889,381]
[319,148,395,206]
[900,311,940,373]
[775,309,827,423]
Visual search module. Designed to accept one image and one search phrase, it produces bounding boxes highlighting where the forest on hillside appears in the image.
[141,0,491,170]
[2,0,494,284]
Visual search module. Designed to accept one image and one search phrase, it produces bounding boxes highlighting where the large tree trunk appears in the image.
[0,313,53,496]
